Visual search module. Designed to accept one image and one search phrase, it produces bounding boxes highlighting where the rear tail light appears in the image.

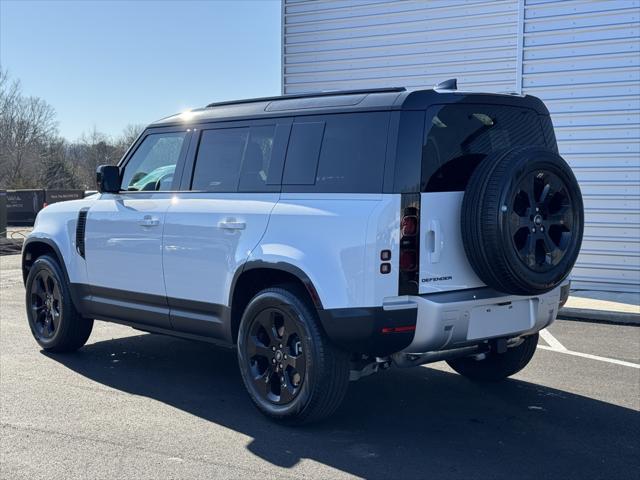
[401,215,417,236]
[398,195,420,295]
[399,250,417,271]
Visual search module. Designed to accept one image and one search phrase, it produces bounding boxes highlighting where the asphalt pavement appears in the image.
[1,254,639,480]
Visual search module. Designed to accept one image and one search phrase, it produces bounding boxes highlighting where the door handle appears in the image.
[427,219,443,263]
[139,215,160,227]
[219,219,246,230]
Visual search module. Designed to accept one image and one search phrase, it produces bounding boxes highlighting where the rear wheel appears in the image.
[25,255,93,352]
[237,286,350,424]
[446,333,539,381]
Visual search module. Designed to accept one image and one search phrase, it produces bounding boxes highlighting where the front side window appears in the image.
[121,132,187,191]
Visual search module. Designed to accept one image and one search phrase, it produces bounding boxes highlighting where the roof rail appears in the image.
[205,87,406,108]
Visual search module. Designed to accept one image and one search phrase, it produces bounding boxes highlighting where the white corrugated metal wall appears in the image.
[282,0,640,293]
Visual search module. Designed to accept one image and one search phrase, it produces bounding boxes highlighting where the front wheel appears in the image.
[237,286,350,424]
[25,255,93,352]
[446,333,539,381]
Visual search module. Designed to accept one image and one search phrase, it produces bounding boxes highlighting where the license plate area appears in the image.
[467,299,535,340]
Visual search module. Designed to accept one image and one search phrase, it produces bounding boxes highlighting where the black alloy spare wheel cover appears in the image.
[507,168,575,272]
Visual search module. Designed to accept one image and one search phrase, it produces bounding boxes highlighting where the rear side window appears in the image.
[192,128,248,192]
[283,112,390,193]
[191,125,280,192]
[422,105,546,192]
[283,122,325,185]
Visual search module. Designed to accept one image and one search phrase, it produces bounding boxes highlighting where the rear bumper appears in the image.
[401,285,562,353]
[319,284,564,356]
[318,305,417,356]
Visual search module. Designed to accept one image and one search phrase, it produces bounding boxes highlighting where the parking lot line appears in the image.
[539,328,567,351]
[537,345,640,369]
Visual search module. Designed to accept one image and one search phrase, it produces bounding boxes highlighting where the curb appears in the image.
[558,307,640,326]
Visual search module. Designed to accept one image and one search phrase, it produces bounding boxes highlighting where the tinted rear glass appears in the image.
[422,104,546,192]
[192,128,248,192]
[283,112,390,193]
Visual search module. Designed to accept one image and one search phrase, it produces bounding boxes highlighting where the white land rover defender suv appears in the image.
[22,82,583,424]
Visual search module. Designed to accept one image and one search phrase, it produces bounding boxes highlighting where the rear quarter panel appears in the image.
[252,193,401,309]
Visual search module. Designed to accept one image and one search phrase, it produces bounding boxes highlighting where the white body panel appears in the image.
[163,193,278,306]
[253,193,400,310]
[27,198,95,285]
[419,192,484,294]
[84,193,171,297]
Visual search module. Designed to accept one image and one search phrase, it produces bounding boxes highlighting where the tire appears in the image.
[25,255,93,352]
[462,146,584,295]
[237,286,350,425]
[446,333,539,382]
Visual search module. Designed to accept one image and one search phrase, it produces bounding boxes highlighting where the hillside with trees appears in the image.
[0,69,142,190]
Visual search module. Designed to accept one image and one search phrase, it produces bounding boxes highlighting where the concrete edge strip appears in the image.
[537,345,640,370]
[559,307,640,325]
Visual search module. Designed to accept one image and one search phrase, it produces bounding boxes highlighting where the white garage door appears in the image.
[282,0,640,292]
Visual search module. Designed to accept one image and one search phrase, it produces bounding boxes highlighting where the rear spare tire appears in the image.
[462,146,583,295]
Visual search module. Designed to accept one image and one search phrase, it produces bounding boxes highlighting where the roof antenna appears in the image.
[434,78,457,90]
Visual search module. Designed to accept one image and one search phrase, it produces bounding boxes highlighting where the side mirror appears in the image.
[96,165,121,193]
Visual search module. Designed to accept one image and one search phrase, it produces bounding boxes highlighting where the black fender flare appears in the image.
[229,260,324,310]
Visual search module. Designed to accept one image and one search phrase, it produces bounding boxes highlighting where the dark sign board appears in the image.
[6,189,85,226]
[6,190,45,226]
[45,190,84,204]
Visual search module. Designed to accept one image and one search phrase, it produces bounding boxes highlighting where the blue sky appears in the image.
[0,0,281,140]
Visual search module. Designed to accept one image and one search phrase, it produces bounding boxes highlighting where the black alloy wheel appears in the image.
[509,169,574,272]
[237,286,350,424]
[25,255,93,352]
[29,269,63,341]
[245,306,307,405]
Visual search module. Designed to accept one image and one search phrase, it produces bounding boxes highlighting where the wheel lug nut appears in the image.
[279,363,283,369]
[531,227,536,233]
[536,207,539,212]
[272,358,276,364]
[283,354,287,359]
[272,346,276,351]
[279,344,283,348]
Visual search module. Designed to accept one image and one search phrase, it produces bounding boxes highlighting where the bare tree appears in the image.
[0,69,58,188]
[118,123,144,152]
[0,70,148,190]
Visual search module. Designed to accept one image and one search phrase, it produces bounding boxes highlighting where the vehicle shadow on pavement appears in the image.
[44,332,640,480]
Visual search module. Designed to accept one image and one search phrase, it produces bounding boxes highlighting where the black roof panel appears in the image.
[150,87,549,128]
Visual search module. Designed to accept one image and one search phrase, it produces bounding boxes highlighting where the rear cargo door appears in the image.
[419,191,483,293]
[418,103,548,294]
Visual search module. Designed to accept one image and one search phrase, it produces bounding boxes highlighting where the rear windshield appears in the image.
[421,104,546,192]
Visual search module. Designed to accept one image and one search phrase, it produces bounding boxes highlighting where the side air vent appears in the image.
[76,208,89,258]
